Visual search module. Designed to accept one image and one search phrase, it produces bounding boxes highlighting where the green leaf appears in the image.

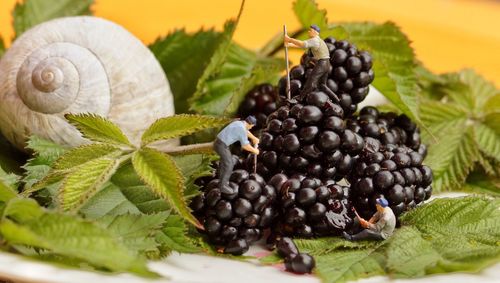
[131,148,202,229]
[464,171,500,196]
[475,124,500,162]
[485,113,500,133]
[259,253,282,265]
[59,157,120,212]
[390,196,500,277]
[190,42,284,115]
[293,0,328,31]
[0,210,153,276]
[0,179,18,203]
[13,0,94,38]
[484,94,500,115]
[65,113,132,147]
[313,246,386,283]
[53,143,122,170]
[96,212,168,255]
[141,114,230,146]
[0,36,5,58]
[149,29,223,114]
[156,214,201,253]
[342,22,419,121]
[439,70,499,115]
[79,182,141,219]
[425,126,479,192]
[2,198,43,222]
[26,136,66,162]
[171,154,216,197]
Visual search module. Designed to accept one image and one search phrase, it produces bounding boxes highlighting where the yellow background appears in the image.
[1,0,499,86]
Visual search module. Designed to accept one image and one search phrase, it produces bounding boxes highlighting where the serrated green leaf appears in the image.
[79,182,141,219]
[149,29,223,114]
[0,180,17,203]
[484,94,500,115]
[190,42,284,115]
[171,154,216,197]
[97,212,168,255]
[53,143,122,170]
[2,198,43,222]
[141,115,230,146]
[259,253,283,265]
[295,237,375,256]
[22,170,65,196]
[485,113,500,133]
[293,0,328,31]
[65,113,132,147]
[0,36,5,58]
[59,157,120,212]
[111,162,171,213]
[0,211,153,276]
[425,126,479,192]
[342,22,419,121]
[313,246,386,283]
[391,196,500,277]
[131,148,201,229]
[474,124,500,162]
[156,214,201,253]
[439,70,499,115]
[13,0,94,38]
[464,171,500,196]
[25,136,66,162]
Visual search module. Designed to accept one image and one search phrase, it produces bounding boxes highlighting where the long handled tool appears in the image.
[283,24,291,100]
[253,142,259,174]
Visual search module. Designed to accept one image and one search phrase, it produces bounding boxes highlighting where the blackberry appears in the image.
[274,237,315,274]
[238,83,278,130]
[347,106,426,152]
[278,38,374,117]
[255,92,364,180]
[272,174,355,237]
[190,169,279,255]
[348,142,433,220]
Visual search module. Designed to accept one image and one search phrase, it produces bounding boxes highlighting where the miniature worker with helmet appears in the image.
[343,197,396,241]
[214,116,260,194]
[284,24,337,101]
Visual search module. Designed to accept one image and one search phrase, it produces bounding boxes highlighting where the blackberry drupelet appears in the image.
[237,83,279,130]
[348,139,433,220]
[190,167,279,255]
[278,38,374,117]
[271,174,355,237]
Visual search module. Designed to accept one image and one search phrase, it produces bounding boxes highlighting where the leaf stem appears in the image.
[152,142,215,156]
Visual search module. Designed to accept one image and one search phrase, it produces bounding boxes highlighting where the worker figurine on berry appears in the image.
[343,197,396,241]
[214,116,260,194]
[284,24,337,101]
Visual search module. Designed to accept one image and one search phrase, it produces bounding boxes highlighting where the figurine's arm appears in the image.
[284,35,306,48]
[247,131,259,145]
[242,143,259,155]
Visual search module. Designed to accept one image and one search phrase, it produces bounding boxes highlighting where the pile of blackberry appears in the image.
[347,141,432,220]
[278,38,374,117]
[190,163,279,255]
[269,173,354,238]
[237,83,278,130]
[255,91,364,181]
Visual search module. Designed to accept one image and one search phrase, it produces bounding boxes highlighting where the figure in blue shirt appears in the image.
[214,116,260,194]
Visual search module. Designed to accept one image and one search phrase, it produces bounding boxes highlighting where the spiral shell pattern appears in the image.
[0,17,174,150]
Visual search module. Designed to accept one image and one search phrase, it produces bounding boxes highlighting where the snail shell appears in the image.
[0,16,175,150]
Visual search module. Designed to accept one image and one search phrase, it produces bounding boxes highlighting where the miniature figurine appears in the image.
[284,24,338,102]
[343,197,396,241]
[214,116,259,194]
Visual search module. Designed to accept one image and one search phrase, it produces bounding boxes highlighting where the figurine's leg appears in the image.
[214,139,234,193]
[347,229,384,241]
[299,60,328,98]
